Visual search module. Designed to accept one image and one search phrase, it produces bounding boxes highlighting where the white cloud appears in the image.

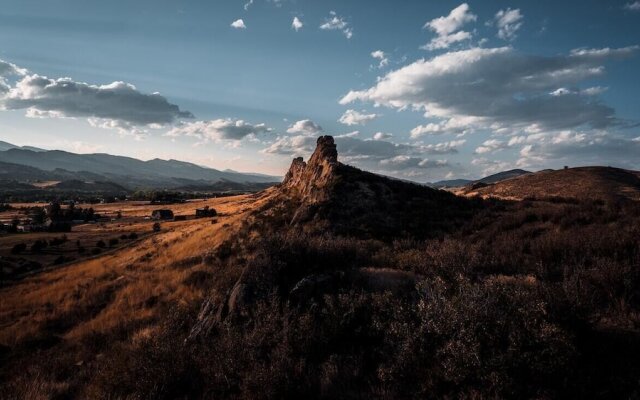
[380,155,449,170]
[420,139,466,154]
[410,116,481,138]
[338,109,378,126]
[320,11,353,39]
[166,119,270,142]
[474,139,507,154]
[286,119,323,135]
[244,0,254,11]
[422,3,477,50]
[231,19,247,29]
[0,59,27,78]
[340,46,638,133]
[292,17,303,31]
[624,1,640,11]
[2,74,193,129]
[371,50,389,68]
[493,8,523,41]
[373,132,393,140]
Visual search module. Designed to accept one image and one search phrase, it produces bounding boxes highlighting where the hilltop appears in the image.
[462,166,640,201]
[258,136,478,238]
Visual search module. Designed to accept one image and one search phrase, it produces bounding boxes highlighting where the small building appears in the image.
[152,209,174,220]
[195,207,217,218]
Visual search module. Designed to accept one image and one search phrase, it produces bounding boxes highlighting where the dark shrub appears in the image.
[11,243,27,254]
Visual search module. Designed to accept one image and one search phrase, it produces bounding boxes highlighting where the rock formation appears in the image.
[281,135,339,203]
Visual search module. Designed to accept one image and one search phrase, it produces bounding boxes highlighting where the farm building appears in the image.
[151,209,174,220]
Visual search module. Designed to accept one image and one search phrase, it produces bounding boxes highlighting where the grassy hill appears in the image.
[463,166,640,201]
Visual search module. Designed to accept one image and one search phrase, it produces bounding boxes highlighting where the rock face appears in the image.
[281,136,339,203]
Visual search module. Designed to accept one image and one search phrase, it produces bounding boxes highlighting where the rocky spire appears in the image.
[281,135,339,202]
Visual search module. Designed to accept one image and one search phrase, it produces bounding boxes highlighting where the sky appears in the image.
[0,0,639,182]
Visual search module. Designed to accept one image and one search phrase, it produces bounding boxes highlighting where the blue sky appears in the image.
[0,0,638,181]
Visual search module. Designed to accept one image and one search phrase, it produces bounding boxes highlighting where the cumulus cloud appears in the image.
[2,74,193,129]
[380,155,448,169]
[261,134,316,156]
[624,1,640,11]
[420,139,466,154]
[340,46,638,134]
[262,133,460,178]
[0,59,27,78]
[422,3,477,50]
[320,11,353,39]
[493,8,523,41]
[0,59,28,94]
[286,119,323,135]
[231,19,246,29]
[516,131,640,170]
[338,109,378,126]
[410,116,481,138]
[292,17,303,31]
[244,0,253,11]
[373,132,393,140]
[371,50,389,68]
[166,119,270,142]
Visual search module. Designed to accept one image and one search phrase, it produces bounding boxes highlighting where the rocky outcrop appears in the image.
[281,136,339,203]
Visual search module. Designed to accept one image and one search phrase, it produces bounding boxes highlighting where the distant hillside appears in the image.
[477,169,531,184]
[0,142,280,189]
[430,169,530,189]
[463,166,640,201]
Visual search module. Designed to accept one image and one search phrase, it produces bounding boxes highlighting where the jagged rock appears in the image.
[188,280,252,341]
[281,135,339,203]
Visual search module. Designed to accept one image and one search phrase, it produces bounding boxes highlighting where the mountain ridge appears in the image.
[0,142,280,189]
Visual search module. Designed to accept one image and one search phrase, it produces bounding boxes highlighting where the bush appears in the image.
[128,232,138,240]
[95,240,106,248]
[153,222,161,232]
[11,243,27,254]
[109,238,119,247]
[30,239,48,253]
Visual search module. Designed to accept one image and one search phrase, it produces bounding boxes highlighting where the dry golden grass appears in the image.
[461,166,640,201]
[0,191,276,347]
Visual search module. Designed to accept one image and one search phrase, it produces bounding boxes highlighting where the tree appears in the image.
[153,222,161,232]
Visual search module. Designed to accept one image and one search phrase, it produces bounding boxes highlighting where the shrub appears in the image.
[11,243,27,254]
[96,240,106,248]
[109,238,119,247]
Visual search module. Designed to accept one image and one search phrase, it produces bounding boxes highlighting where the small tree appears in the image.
[153,222,161,232]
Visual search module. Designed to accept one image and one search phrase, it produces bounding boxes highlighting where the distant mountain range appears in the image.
[0,141,281,191]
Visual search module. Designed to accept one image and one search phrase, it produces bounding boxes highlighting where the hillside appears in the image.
[430,169,530,189]
[463,166,640,201]
[2,137,640,399]
[258,136,478,239]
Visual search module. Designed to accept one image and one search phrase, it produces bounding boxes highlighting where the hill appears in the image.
[257,136,478,239]
[430,168,530,189]
[462,166,640,201]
